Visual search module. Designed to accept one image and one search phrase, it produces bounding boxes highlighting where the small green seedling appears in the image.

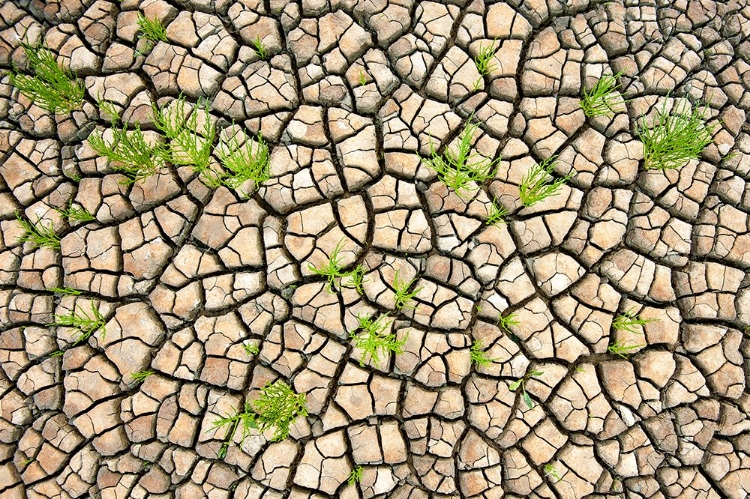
[243,342,260,356]
[340,264,366,295]
[55,202,95,223]
[49,350,65,358]
[580,73,627,117]
[419,119,501,197]
[608,340,644,359]
[308,239,363,293]
[131,370,154,383]
[509,370,544,409]
[544,463,561,482]
[48,287,82,296]
[16,212,60,249]
[612,308,656,335]
[252,36,268,60]
[473,39,498,76]
[48,300,106,345]
[216,128,271,192]
[519,156,573,207]
[392,270,422,310]
[639,98,717,170]
[486,197,508,225]
[90,100,165,184]
[348,466,363,485]
[9,41,84,113]
[136,13,168,47]
[211,380,307,458]
[470,339,497,367]
[357,70,367,87]
[497,312,519,333]
[349,313,407,367]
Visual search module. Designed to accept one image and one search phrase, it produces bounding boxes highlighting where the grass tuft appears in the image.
[9,41,84,113]
[419,119,501,197]
[497,312,519,333]
[473,39,498,76]
[486,197,508,225]
[608,340,644,359]
[349,313,407,367]
[612,308,657,335]
[131,370,154,383]
[48,287,82,296]
[243,342,260,356]
[392,270,422,310]
[215,127,271,192]
[308,239,363,294]
[252,36,268,60]
[638,98,717,170]
[519,156,573,207]
[544,463,561,482]
[348,466,363,485]
[509,370,544,409]
[580,72,627,117]
[137,13,168,48]
[16,212,61,249]
[470,339,497,367]
[48,300,106,345]
[55,202,95,223]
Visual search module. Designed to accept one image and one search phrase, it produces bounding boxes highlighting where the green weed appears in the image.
[349,313,407,367]
[473,39,497,76]
[608,340,644,359]
[544,463,561,482]
[580,72,627,117]
[470,339,497,367]
[137,13,167,47]
[55,202,95,223]
[308,239,363,293]
[243,342,260,356]
[252,36,268,60]
[348,466,363,485]
[48,300,106,345]
[486,197,508,225]
[9,41,84,113]
[215,128,271,192]
[519,156,573,207]
[612,308,656,335]
[497,312,519,333]
[357,70,367,87]
[509,370,544,409]
[392,270,422,310]
[48,287,82,296]
[131,370,154,383]
[16,212,60,249]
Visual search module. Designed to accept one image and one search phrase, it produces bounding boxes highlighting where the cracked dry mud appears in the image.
[1,0,750,498]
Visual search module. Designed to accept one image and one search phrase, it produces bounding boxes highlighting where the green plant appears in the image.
[90,101,165,184]
[48,300,106,345]
[638,98,717,170]
[340,264,366,295]
[608,340,644,359]
[308,239,363,294]
[48,287,82,296]
[580,72,627,117]
[243,342,260,356]
[473,39,498,76]
[9,41,84,113]
[509,370,544,409]
[349,313,407,367]
[49,350,64,357]
[544,463,561,482]
[392,270,422,310]
[137,13,167,46]
[497,312,519,333]
[357,70,367,87]
[470,339,497,367]
[252,36,268,60]
[55,202,95,223]
[215,128,271,191]
[419,119,501,197]
[486,197,508,225]
[211,380,307,458]
[612,308,656,335]
[519,156,573,207]
[153,96,218,185]
[348,466,363,485]
[131,370,154,383]
[16,212,60,249]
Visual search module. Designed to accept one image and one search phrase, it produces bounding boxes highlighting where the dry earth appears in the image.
[1,0,750,498]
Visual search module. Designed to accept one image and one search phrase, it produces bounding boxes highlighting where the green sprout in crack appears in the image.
[544,463,562,482]
[16,212,60,249]
[497,311,519,333]
[470,339,498,367]
[608,340,644,359]
[348,466,363,485]
[48,286,82,296]
[9,41,84,113]
[252,36,269,60]
[473,39,498,76]
[136,13,168,50]
[349,313,407,367]
[49,350,65,358]
[357,70,367,87]
[340,264,366,295]
[47,300,106,345]
[90,99,165,184]
[153,95,218,185]
[54,202,95,223]
[131,370,154,383]
[486,197,508,225]
[392,270,422,310]
[580,72,628,118]
[509,370,544,409]
[308,239,362,294]
[638,98,718,171]
[215,127,271,192]
[419,118,501,197]
[612,308,657,335]
[519,156,573,208]
[210,380,307,459]
[243,342,260,356]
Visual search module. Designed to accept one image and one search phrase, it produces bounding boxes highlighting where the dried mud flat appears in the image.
[1,0,750,498]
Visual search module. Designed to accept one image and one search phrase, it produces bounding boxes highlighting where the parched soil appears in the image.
[1,0,750,498]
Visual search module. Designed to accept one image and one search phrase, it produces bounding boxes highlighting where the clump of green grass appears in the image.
[473,39,497,76]
[357,70,367,87]
[612,308,657,335]
[215,128,271,192]
[48,300,106,345]
[137,13,168,48]
[419,119,501,197]
[252,36,268,60]
[580,72,627,117]
[340,264,366,295]
[48,287,82,296]
[131,370,154,383]
[638,98,717,170]
[497,312,519,333]
[16,212,61,249]
[243,342,260,356]
[392,270,422,310]
[470,339,497,367]
[544,463,561,482]
[519,156,573,207]
[210,380,307,458]
[608,340,644,359]
[509,369,544,409]
[55,202,95,223]
[89,100,165,184]
[349,313,407,367]
[153,96,218,185]
[9,41,84,113]
[486,197,508,225]
[308,239,363,294]
[348,466,363,485]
